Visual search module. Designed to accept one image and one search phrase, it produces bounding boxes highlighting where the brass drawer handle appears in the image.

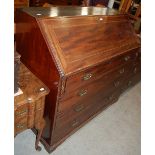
[128,81,132,86]
[108,94,114,101]
[74,105,85,112]
[83,73,92,81]
[57,111,64,119]
[119,68,124,74]
[16,109,28,116]
[124,56,130,61]
[37,108,42,111]
[133,67,137,74]
[104,98,109,103]
[107,61,112,65]
[71,120,79,127]
[114,81,120,88]
[121,87,126,93]
[78,89,87,96]
[16,124,26,129]
[135,52,139,57]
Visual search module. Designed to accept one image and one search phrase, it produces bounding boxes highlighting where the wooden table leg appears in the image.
[35,119,45,151]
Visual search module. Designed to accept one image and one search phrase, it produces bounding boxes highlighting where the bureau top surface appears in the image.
[16,7,140,75]
[19,6,121,18]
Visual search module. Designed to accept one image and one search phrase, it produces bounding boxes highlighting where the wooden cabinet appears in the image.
[14,63,50,150]
[119,0,141,33]
[14,0,29,8]
[15,7,141,153]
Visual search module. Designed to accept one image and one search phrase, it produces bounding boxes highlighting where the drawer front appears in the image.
[53,89,121,144]
[135,48,141,62]
[65,48,140,94]
[15,104,28,121]
[120,71,141,93]
[15,97,46,129]
[133,62,141,74]
[60,60,136,103]
[15,117,27,134]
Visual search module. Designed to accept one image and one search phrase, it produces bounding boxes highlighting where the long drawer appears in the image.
[60,61,139,102]
[64,48,140,94]
[120,71,141,94]
[15,117,28,134]
[15,104,29,121]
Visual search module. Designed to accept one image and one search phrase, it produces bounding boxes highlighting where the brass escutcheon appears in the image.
[78,89,88,96]
[74,104,84,112]
[16,124,26,129]
[124,56,130,61]
[83,73,92,81]
[119,68,125,74]
[16,109,28,116]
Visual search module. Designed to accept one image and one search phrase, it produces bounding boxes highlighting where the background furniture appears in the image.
[15,7,141,153]
[14,51,21,93]
[29,0,50,6]
[88,0,109,6]
[14,63,49,151]
[14,0,109,7]
[83,0,109,6]
[119,0,141,20]
[14,0,29,8]
[119,0,141,33]
[29,0,83,6]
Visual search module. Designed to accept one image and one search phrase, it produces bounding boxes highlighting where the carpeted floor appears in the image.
[14,83,141,155]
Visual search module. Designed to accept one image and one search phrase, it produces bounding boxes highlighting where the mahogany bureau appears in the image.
[15,7,141,153]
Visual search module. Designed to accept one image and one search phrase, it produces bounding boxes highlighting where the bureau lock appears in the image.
[128,81,132,86]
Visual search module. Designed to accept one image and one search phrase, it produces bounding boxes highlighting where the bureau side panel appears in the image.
[15,10,60,146]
